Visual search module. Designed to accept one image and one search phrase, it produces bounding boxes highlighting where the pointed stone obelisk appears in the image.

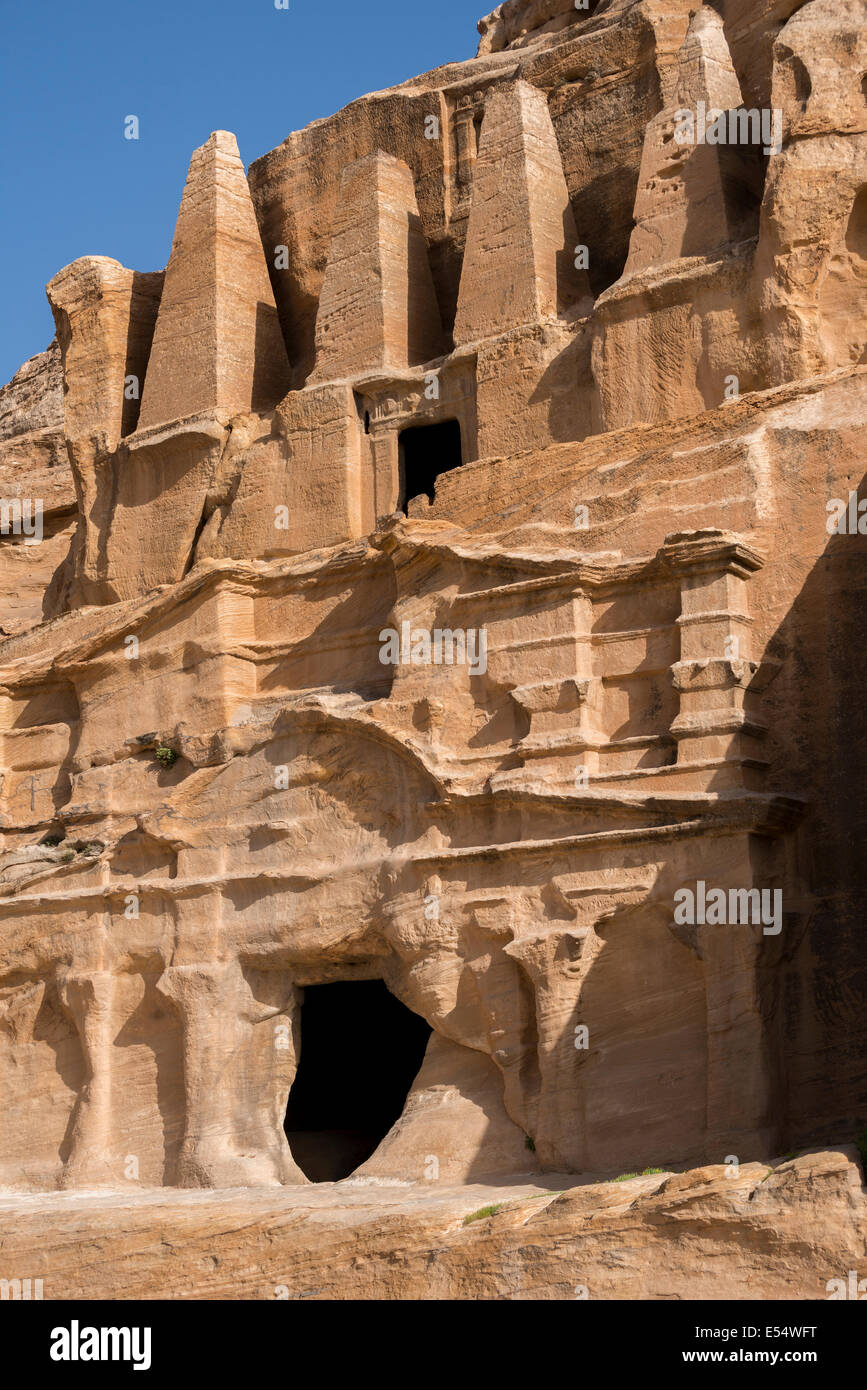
[454,80,590,346]
[138,131,291,430]
[624,8,757,275]
[311,151,444,381]
[675,4,744,112]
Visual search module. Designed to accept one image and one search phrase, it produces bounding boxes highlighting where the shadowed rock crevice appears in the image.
[284,980,432,1182]
[399,418,464,512]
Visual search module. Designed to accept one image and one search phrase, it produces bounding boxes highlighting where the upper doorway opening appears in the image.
[284,979,432,1182]
[399,419,463,514]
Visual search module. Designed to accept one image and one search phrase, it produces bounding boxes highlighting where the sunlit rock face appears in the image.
[0,2,863,1302]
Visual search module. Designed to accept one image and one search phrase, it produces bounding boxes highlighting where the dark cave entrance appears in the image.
[399,419,463,513]
[284,979,432,1182]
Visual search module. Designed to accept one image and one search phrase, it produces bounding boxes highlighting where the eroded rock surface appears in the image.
[0,343,75,635]
[1,1150,862,1299]
[0,0,864,1301]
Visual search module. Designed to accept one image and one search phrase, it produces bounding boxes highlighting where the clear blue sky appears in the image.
[0,0,481,384]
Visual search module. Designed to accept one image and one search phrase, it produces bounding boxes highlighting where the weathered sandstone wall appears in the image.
[0,345,75,635]
[0,3,863,1291]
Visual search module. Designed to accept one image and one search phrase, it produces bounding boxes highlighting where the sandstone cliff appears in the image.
[0,0,864,1302]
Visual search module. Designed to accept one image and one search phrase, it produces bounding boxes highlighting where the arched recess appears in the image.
[130,710,533,1187]
[283,979,432,1181]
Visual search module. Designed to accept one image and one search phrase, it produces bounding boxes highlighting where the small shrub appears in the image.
[641,1167,664,1176]
[524,1135,536,1152]
[61,850,75,863]
[613,1173,639,1183]
[155,745,177,767]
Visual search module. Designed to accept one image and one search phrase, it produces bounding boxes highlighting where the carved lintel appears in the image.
[510,678,590,716]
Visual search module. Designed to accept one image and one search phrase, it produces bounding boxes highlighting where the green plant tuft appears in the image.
[524,1135,536,1152]
[463,1203,503,1226]
[155,745,177,767]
